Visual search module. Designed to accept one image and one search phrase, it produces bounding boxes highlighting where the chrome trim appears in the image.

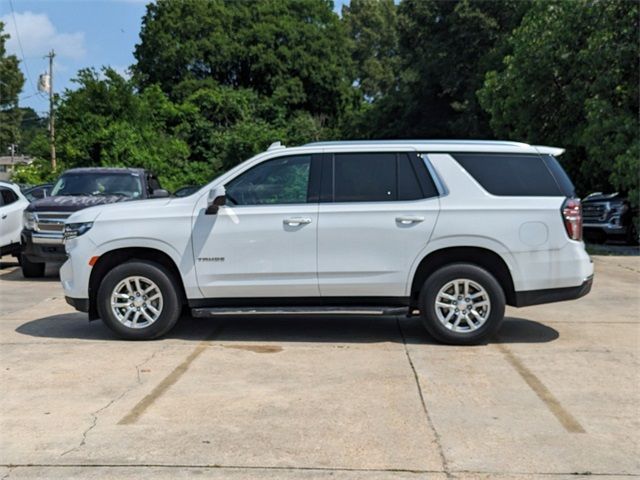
[31,233,64,245]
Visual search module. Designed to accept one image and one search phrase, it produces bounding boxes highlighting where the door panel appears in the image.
[192,204,319,298]
[317,199,439,296]
[317,151,440,297]
[192,154,320,299]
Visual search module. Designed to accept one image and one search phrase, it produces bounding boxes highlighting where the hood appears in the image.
[582,192,623,203]
[26,195,130,212]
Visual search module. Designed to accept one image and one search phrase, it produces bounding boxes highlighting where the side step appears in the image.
[191,306,409,318]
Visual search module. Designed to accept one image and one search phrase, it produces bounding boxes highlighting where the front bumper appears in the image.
[584,223,628,236]
[65,296,89,312]
[21,229,67,263]
[513,274,593,307]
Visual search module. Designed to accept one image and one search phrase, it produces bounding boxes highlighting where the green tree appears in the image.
[0,21,25,154]
[342,0,399,101]
[346,0,528,139]
[133,0,353,119]
[54,68,191,191]
[478,0,639,209]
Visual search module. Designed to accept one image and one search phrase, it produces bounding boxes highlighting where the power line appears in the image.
[8,0,39,97]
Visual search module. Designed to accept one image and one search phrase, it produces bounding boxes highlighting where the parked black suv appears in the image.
[21,167,168,277]
[582,192,638,245]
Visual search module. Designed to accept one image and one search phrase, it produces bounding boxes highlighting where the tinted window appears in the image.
[452,153,564,196]
[398,155,423,201]
[1,188,17,205]
[542,154,575,197]
[334,153,396,202]
[226,155,311,205]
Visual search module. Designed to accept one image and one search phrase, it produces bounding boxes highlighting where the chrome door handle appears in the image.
[396,216,425,225]
[284,217,312,226]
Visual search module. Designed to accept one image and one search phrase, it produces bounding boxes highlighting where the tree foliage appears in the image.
[478,0,639,205]
[133,0,354,118]
[0,21,25,154]
[9,0,638,217]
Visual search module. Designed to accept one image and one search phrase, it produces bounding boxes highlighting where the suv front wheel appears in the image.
[419,263,505,345]
[97,260,181,340]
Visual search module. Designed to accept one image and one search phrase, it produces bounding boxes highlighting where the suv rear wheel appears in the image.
[419,263,505,345]
[97,260,181,340]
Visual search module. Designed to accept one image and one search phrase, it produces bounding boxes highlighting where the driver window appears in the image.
[225,155,311,206]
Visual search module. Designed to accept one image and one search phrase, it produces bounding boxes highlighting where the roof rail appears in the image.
[304,139,531,147]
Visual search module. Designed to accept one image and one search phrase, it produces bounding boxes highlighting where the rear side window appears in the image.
[334,153,396,202]
[542,154,575,197]
[452,153,565,196]
[332,153,438,202]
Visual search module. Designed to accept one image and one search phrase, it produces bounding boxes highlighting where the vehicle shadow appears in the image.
[15,313,559,345]
[0,264,60,281]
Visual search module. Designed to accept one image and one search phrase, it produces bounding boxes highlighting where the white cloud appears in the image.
[1,11,86,60]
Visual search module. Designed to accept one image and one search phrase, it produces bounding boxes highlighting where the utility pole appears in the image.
[46,50,56,170]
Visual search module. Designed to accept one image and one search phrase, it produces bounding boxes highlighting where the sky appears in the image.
[1,0,349,116]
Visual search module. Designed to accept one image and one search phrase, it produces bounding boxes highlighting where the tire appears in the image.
[97,260,182,340]
[419,263,505,345]
[626,223,639,246]
[21,255,45,278]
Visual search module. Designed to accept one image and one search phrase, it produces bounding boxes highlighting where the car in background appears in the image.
[582,192,638,245]
[22,183,53,202]
[21,167,169,277]
[173,185,202,197]
[0,181,29,259]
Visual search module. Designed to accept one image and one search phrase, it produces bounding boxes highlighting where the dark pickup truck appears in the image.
[582,192,638,245]
[21,167,168,277]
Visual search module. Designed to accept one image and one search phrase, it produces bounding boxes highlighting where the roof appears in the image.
[62,167,146,175]
[0,155,33,166]
[299,140,564,156]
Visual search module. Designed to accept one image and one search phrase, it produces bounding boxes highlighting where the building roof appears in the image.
[0,155,33,166]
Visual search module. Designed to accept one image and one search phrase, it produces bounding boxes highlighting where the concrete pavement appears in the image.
[0,255,638,479]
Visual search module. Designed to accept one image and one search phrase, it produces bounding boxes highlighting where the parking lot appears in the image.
[0,254,638,479]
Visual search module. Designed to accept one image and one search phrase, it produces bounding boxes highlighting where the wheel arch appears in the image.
[88,247,187,320]
[410,246,517,307]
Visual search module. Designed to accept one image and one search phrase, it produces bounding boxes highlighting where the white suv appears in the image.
[0,181,29,259]
[60,140,593,344]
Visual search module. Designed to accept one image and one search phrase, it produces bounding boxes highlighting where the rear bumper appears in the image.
[65,296,89,313]
[513,275,593,307]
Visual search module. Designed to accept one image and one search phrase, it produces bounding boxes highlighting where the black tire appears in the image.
[419,263,505,345]
[97,260,181,340]
[626,223,639,246]
[21,255,45,278]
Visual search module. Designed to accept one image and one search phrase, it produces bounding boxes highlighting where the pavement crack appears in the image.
[60,390,128,457]
[60,344,168,457]
[396,318,451,479]
[135,344,169,384]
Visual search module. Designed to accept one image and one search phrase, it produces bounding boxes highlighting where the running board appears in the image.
[191,306,409,318]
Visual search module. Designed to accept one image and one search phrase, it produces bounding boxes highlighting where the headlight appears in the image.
[63,222,94,242]
[23,211,37,230]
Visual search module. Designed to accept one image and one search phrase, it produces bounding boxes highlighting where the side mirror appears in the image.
[206,186,226,215]
[151,188,170,198]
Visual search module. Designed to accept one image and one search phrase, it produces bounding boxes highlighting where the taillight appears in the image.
[562,197,582,241]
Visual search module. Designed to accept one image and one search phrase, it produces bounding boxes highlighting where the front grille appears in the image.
[35,212,72,234]
[583,203,608,222]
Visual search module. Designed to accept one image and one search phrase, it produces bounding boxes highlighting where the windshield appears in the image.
[51,173,143,198]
